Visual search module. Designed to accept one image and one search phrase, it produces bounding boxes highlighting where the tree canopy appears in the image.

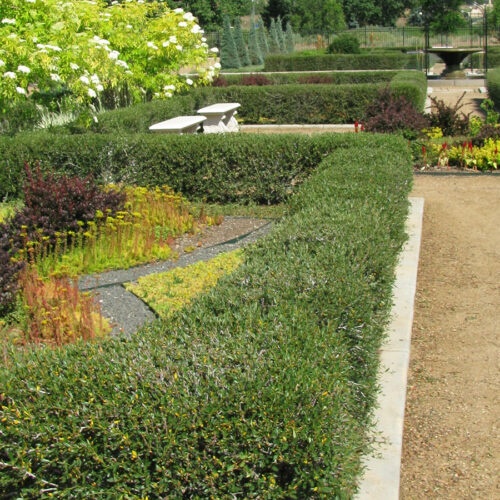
[342,0,414,27]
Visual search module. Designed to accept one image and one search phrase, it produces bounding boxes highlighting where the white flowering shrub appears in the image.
[0,0,219,113]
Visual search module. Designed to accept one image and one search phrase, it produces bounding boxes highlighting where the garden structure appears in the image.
[426,47,484,78]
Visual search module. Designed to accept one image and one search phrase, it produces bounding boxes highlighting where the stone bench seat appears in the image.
[149,115,207,135]
[197,103,241,133]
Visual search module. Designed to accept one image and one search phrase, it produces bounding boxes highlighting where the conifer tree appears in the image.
[257,19,270,56]
[220,15,241,69]
[233,17,251,67]
[268,18,281,54]
[248,16,264,65]
[276,16,286,53]
[285,21,294,53]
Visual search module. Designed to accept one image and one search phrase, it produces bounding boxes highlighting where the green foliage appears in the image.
[291,0,345,33]
[327,34,361,54]
[219,70,397,85]
[233,17,251,67]
[420,0,467,34]
[248,19,264,64]
[268,18,282,54]
[285,22,295,53]
[0,133,412,497]
[389,70,428,111]
[264,51,410,71]
[220,15,241,69]
[262,0,292,27]
[342,0,414,27]
[0,133,343,203]
[258,20,270,56]
[276,16,287,53]
[487,66,500,109]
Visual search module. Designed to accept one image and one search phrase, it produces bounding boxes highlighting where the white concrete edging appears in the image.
[355,197,424,500]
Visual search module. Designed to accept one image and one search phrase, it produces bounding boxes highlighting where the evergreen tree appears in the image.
[248,16,264,65]
[257,19,270,56]
[220,15,241,69]
[233,17,251,67]
[285,21,294,53]
[276,16,287,53]
[268,18,281,54]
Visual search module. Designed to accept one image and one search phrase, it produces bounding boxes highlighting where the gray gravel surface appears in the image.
[79,219,274,336]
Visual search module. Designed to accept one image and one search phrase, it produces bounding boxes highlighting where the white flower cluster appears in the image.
[79,73,103,97]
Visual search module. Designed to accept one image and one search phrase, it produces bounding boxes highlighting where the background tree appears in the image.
[291,0,345,33]
[248,17,264,64]
[268,18,282,53]
[258,20,270,56]
[285,21,295,53]
[233,17,251,67]
[418,0,466,34]
[341,0,414,27]
[262,0,292,27]
[220,15,241,69]
[276,16,287,52]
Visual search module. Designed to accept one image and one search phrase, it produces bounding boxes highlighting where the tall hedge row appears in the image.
[486,66,500,109]
[0,133,413,498]
[218,70,398,86]
[0,132,341,201]
[263,52,410,71]
[389,70,428,111]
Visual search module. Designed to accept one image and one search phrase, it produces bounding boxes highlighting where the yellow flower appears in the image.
[131,450,138,460]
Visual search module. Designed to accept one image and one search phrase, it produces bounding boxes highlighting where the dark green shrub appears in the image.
[0,132,342,202]
[327,34,361,54]
[216,70,397,86]
[0,134,413,497]
[264,52,409,71]
[487,66,500,109]
[389,70,428,111]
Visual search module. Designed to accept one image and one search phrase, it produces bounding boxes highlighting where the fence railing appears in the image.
[205,26,499,51]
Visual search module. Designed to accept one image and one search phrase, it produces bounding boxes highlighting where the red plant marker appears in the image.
[354,120,359,133]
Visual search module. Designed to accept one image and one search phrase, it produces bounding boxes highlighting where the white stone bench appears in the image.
[149,115,206,135]
[197,103,241,133]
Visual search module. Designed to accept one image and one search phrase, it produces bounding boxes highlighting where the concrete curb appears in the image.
[355,197,424,500]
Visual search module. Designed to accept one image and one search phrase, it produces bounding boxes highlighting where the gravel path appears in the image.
[79,217,274,336]
[400,175,500,499]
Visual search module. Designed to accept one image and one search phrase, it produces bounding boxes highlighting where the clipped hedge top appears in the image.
[0,133,413,497]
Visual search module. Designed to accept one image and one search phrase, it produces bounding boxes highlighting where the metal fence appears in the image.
[205,26,497,51]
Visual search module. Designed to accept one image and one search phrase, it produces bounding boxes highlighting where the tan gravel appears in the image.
[400,175,500,499]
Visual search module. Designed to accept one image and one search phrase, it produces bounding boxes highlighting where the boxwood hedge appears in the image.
[263,52,410,72]
[217,70,398,86]
[389,70,428,111]
[0,133,413,498]
[0,132,340,201]
[487,66,500,109]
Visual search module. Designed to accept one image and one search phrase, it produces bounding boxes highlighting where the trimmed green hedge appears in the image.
[218,70,397,86]
[487,66,500,109]
[389,70,428,111]
[0,132,342,202]
[0,133,413,497]
[263,51,410,71]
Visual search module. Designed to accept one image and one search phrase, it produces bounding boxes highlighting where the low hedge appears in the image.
[0,132,344,202]
[217,70,397,86]
[263,51,410,71]
[0,133,413,497]
[389,70,428,111]
[487,66,500,109]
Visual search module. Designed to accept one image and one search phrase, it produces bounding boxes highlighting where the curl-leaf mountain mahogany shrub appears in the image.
[0,0,220,110]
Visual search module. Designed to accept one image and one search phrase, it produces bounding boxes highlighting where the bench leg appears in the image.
[202,115,229,134]
[223,111,239,132]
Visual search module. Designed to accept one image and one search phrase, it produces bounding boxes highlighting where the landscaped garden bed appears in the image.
[0,133,413,497]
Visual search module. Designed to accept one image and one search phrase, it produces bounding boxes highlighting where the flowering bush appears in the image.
[0,0,219,114]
